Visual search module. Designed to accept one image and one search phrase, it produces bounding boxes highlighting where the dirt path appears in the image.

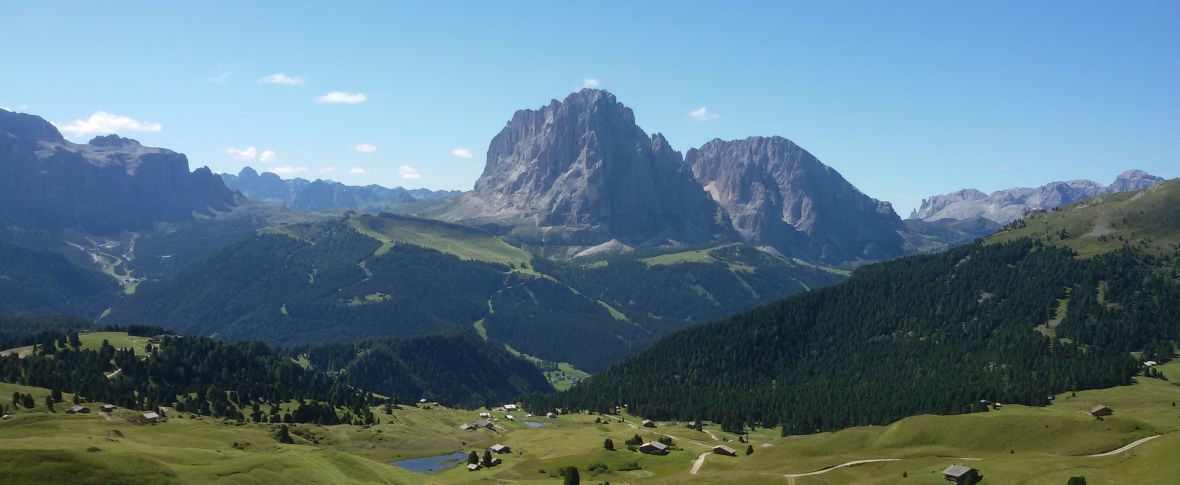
[1086,435,1160,457]
[784,459,901,478]
[690,452,709,474]
[98,412,114,421]
[703,429,718,440]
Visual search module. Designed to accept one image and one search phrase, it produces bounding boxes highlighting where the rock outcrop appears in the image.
[0,109,235,235]
[911,170,1166,224]
[444,89,727,246]
[686,136,906,262]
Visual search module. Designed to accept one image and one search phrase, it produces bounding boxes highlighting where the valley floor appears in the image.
[3,361,1180,484]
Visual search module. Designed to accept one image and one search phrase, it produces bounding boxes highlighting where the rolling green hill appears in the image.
[103,214,846,372]
[988,178,1180,258]
[2,370,1179,484]
[528,181,1180,431]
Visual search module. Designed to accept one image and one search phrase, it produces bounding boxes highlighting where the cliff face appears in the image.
[687,136,905,262]
[445,89,726,246]
[912,170,1166,224]
[0,109,235,235]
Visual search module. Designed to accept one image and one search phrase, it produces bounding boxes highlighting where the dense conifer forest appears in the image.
[525,240,1174,434]
[297,330,552,408]
[0,239,116,317]
[1,329,379,424]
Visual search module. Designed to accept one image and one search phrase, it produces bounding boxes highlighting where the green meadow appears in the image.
[4,367,1180,484]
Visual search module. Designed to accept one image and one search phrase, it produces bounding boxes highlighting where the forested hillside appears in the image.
[104,219,508,344]
[0,239,116,317]
[104,214,845,372]
[298,330,552,408]
[1,329,379,424]
[526,238,1171,433]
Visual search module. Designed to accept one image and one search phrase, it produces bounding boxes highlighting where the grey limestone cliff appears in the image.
[445,89,727,246]
[0,109,235,235]
[686,136,906,263]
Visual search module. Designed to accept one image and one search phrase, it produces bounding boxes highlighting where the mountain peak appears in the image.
[87,134,140,148]
[445,91,725,247]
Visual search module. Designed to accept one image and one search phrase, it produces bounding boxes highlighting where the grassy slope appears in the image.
[4,371,1180,484]
[987,178,1180,258]
[345,213,532,269]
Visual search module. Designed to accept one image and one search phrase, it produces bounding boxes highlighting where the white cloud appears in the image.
[583,78,600,89]
[258,73,304,86]
[689,106,719,122]
[271,166,309,175]
[399,165,421,180]
[315,91,367,104]
[259,150,278,163]
[450,148,472,159]
[350,167,367,174]
[353,143,377,154]
[226,146,259,161]
[56,112,163,138]
[319,166,338,174]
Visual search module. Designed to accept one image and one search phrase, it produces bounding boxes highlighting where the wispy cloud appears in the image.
[353,143,377,154]
[399,165,421,180]
[319,166,338,174]
[56,112,163,138]
[316,91,367,104]
[271,166,309,175]
[258,73,305,86]
[450,148,472,159]
[583,78,600,89]
[226,146,278,162]
[208,72,232,84]
[349,167,367,174]
[689,106,718,122]
[226,146,259,161]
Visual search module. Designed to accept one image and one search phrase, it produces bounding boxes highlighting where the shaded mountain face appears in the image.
[911,170,1165,224]
[0,109,234,235]
[444,89,727,246]
[686,136,906,263]
[220,167,460,212]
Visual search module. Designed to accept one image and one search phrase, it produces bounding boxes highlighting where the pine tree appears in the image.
[45,395,55,413]
[604,438,614,451]
[481,449,493,467]
[563,466,580,485]
[746,444,753,456]
[468,451,479,465]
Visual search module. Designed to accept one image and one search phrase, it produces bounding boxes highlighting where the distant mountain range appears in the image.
[910,170,1164,224]
[220,167,461,213]
[0,109,235,235]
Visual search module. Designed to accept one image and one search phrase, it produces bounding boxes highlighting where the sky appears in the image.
[1,1,1177,216]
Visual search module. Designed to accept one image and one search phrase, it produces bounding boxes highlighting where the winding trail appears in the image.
[1085,435,1160,457]
[690,452,709,474]
[784,459,901,479]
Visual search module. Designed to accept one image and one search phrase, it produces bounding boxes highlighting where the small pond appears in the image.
[390,451,469,473]
[523,421,543,428]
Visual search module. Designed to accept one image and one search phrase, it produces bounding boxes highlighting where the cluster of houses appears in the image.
[466,443,512,472]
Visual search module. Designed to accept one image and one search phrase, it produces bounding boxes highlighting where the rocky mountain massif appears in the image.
[221,167,460,213]
[687,136,906,262]
[911,170,1164,224]
[443,90,913,265]
[0,109,236,235]
[444,89,729,248]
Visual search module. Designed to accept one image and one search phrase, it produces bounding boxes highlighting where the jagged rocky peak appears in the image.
[0,109,235,235]
[686,135,905,263]
[446,89,726,247]
[912,170,1166,224]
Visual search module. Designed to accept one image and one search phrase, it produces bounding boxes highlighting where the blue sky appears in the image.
[2,1,1176,215]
